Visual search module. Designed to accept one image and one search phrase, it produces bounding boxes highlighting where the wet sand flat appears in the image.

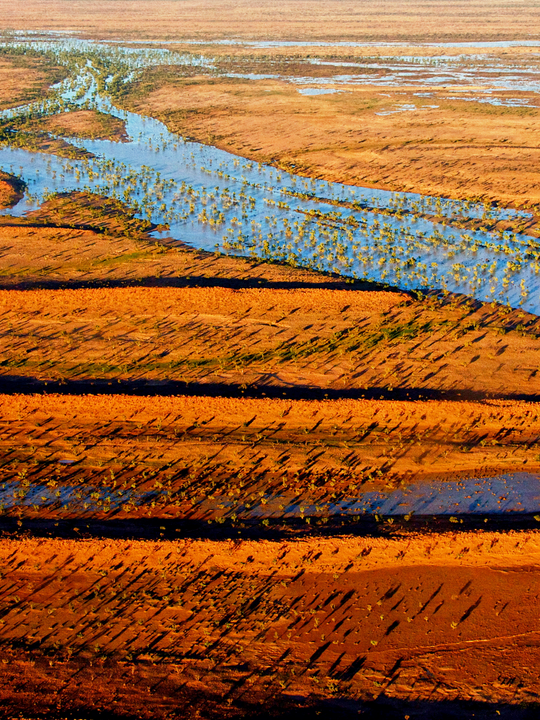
[0,533,539,718]
[122,75,540,213]
[1,392,540,530]
[1,9,540,716]
[1,0,540,42]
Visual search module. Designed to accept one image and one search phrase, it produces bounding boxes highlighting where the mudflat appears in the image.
[120,60,540,216]
[0,533,538,718]
[0,7,540,718]
[0,54,65,110]
[0,0,539,41]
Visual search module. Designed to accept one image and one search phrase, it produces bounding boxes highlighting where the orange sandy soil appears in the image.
[43,110,128,143]
[120,73,540,220]
[0,534,539,718]
[1,192,540,520]
[0,0,540,42]
[0,171,24,209]
[1,392,540,525]
[2,284,540,399]
[0,54,65,111]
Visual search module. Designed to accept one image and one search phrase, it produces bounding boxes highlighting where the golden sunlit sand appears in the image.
[0,4,540,718]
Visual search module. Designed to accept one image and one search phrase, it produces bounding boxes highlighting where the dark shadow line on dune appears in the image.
[3,512,540,542]
[0,375,538,402]
[240,693,540,720]
[0,274,391,292]
[252,694,540,720]
[0,685,536,720]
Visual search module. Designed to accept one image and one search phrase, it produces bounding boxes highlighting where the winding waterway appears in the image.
[1,35,540,314]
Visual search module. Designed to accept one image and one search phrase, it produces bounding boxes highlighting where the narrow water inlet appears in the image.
[1,34,540,314]
[222,472,540,519]
[3,472,540,520]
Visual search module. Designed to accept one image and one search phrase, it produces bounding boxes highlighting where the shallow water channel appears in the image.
[0,37,540,313]
[2,472,540,522]
[1,38,540,523]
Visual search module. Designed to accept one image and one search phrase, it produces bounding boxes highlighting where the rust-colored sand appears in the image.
[1,282,539,400]
[1,392,539,528]
[124,75,540,215]
[0,533,539,717]
[0,0,540,41]
[0,172,23,209]
[43,109,128,142]
[0,55,64,110]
